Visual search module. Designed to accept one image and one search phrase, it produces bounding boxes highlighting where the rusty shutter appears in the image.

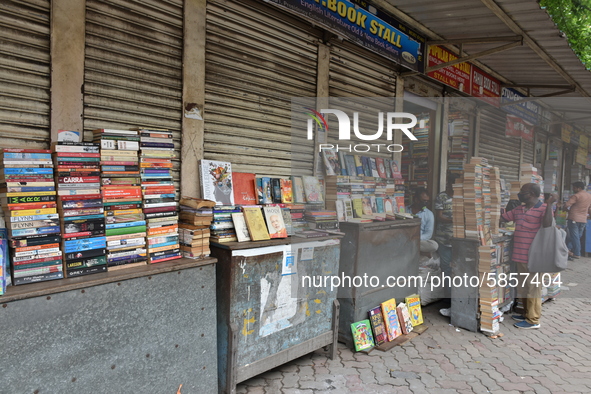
[0,0,50,148]
[523,139,534,167]
[205,0,322,176]
[479,107,520,184]
[328,40,397,159]
[83,0,183,183]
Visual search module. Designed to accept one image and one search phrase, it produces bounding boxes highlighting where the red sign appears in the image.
[427,46,471,94]
[505,115,534,142]
[471,66,501,107]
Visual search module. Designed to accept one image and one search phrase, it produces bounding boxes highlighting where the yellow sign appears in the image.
[561,124,572,143]
[576,147,587,165]
[580,134,588,150]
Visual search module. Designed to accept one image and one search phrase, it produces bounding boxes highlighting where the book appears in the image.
[263,206,287,238]
[396,302,414,335]
[291,176,306,203]
[351,319,375,352]
[271,178,282,203]
[376,158,387,178]
[381,298,402,341]
[242,207,270,241]
[280,179,293,204]
[231,212,251,242]
[322,148,341,176]
[302,176,323,203]
[232,172,257,205]
[368,306,388,346]
[405,294,424,326]
[199,160,234,205]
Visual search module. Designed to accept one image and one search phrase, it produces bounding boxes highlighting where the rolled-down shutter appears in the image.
[328,40,397,160]
[205,0,322,176]
[0,0,50,148]
[83,0,183,183]
[523,139,534,167]
[479,107,520,184]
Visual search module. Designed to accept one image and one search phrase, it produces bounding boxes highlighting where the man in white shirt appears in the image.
[408,187,438,253]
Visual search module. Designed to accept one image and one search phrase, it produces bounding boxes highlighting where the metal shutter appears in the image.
[83,0,183,182]
[0,0,50,148]
[204,0,321,176]
[479,107,520,184]
[523,139,534,167]
[328,40,397,159]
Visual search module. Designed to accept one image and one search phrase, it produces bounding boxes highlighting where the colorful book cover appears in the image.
[396,302,414,334]
[335,200,346,222]
[281,208,293,236]
[343,199,354,220]
[232,172,257,205]
[352,198,363,218]
[353,155,364,176]
[350,319,375,352]
[199,160,234,206]
[391,160,402,179]
[291,176,306,203]
[302,176,323,203]
[344,154,357,177]
[405,294,424,326]
[361,156,372,177]
[370,157,379,177]
[381,298,402,341]
[242,207,270,241]
[263,206,288,238]
[375,197,384,213]
[368,306,388,345]
[376,158,387,178]
[383,197,394,214]
[280,179,293,203]
[271,178,282,203]
[231,212,251,242]
[338,151,348,175]
[255,177,264,204]
[384,159,393,178]
[261,177,273,204]
[322,148,341,176]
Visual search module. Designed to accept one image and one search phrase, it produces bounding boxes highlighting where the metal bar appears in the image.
[500,88,576,107]
[427,35,522,45]
[426,41,522,73]
[502,84,575,90]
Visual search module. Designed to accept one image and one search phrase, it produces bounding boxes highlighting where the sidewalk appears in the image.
[236,258,591,393]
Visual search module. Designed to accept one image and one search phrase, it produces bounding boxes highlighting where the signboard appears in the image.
[576,147,587,165]
[505,114,534,142]
[427,46,471,94]
[571,129,581,146]
[561,124,572,143]
[500,88,540,125]
[470,66,501,107]
[580,134,588,150]
[587,152,591,170]
[267,0,425,72]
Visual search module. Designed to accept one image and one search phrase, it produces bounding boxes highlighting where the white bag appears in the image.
[527,218,568,273]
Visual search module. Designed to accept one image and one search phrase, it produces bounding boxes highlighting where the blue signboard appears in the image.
[500,87,541,125]
[267,0,425,72]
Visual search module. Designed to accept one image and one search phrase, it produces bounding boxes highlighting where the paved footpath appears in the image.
[237,258,591,393]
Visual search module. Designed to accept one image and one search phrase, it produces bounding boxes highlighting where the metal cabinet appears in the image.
[211,237,341,394]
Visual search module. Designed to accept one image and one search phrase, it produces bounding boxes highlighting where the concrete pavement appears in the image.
[236,258,591,393]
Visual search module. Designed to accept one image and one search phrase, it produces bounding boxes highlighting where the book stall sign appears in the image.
[471,66,501,107]
[561,124,572,143]
[505,114,534,142]
[500,88,541,125]
[267,0,425,72]
[586,152,591,170]
[571,129,581,147]
[427,46,471,94]
[579,134,589,151]
[576,147,587,166]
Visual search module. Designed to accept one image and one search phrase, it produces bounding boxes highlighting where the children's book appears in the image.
[262,206,287,238]
[368,306,388,346]
[381,298,402,341]
[199,160,234,206]
[351,319,375,352]
[231,212,251,242]
[242,207,270,241]
[232,172,256,205]
[405,294,424,326]
[396,302,414,335]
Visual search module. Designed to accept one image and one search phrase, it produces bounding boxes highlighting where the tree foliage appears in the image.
[540,0,591,69]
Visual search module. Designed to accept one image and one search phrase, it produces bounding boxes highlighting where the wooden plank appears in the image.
[210,236,342,250]
[1,257,217,304]
[413,325,429,335]
[375,332,419,352]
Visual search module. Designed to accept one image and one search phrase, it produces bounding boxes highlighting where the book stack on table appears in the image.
[139,128,180,263]
[178,197,214,258]
[53,142,107,277]
[95,129,147,270]
[0,149,63,284]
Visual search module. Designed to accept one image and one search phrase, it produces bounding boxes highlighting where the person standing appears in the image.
[563,181,591,259]
[501,183,555,329]
[434,173,459,276]
[408,187,438,254]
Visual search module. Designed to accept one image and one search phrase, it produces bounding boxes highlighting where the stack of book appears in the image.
[305,210,339,232]
[462,160,484,241]
[478,245,501,334]
[543,160,558,192]
[489,167,502,235]
[448,115,470,175]
[139,128,180,263]
[289,203,307,232]
[95,129,147,270]
[482,165,491,230]
[452,178,465,238]
[54,142,107,277]
[178,197,214,258]
[210,206,239,243]
[1,149,62,284]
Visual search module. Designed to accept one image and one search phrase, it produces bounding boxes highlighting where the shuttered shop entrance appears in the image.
[328,40,397,159]
[204,0,322,176]
[523,139,534,167]
[0,0,50,148]
[83,0,183,182]
[479,107,520,184]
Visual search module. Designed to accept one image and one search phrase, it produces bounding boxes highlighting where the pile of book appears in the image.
[462,159,484,241]
[178,197,214,258]
[96,129,147,270]
[289,203,307,233]
[139,128,180,263]
[210,206,239,243]
[489,167,502,235]
[448,114,470,175]
[54,142,107,277]
[452,178,465,238]
[482,165,491,230]
[478,245,501,334]
[0,224,6,294]
[305,210,339,231]
[1,149,62,284]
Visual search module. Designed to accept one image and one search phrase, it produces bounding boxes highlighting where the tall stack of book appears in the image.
[448,115,470,175]
[1,149,62,284]
[211,206,239,243]
[462,160,484,241]
[139,128,180,263]
[500,177,510,210]
[478,245,501,334]
[489,167,502,235]
[305,210,339,231]
[543,160,558,192]
[452,178,465,238]
[482,166,491,230]
[95,129,147,270]
[290,203,307,232]
[178,197,214,258]
[53,142,107,277]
